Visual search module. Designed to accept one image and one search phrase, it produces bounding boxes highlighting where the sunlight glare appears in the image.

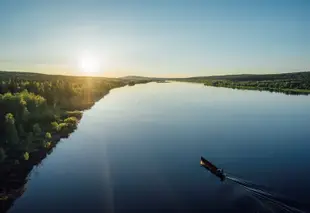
[78,54,101,74]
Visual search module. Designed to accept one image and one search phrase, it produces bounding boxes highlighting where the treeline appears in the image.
[0,71,151,168]
[176,71,310,94]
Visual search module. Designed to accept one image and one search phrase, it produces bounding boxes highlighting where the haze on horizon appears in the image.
[0,0,309,77]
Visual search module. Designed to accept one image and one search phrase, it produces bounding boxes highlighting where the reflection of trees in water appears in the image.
[0,145,56,213]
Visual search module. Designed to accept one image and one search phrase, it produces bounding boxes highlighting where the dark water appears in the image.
[8,82,310,213]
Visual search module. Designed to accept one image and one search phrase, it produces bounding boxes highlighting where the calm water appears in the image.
[8,82,310,213]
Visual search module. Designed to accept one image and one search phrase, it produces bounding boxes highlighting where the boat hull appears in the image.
[200,156,225,181]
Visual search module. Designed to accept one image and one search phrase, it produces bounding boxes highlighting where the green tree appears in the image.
[64,117,78,125]
[51,121,59,132]
[18,124,26,137]
[33,123,41,136]
[45,132,52,140]
[5,113,19,145]
[0,147,7,162]
[58,123,69,132]
[23,152,29,160]
[24,132,34,151]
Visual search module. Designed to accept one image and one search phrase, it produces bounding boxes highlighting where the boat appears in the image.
[200,156,226,181]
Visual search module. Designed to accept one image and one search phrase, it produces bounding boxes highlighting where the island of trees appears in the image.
[0,71,151,210]
[175,71,310,95]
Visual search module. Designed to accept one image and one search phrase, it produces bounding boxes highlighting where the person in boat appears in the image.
[200,156,225,181]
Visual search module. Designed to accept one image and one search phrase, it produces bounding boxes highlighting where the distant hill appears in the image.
[120,71,310,82]
[119,76,153,80]
[119,76,167,81]
[174,71,310,95]
[173,71,310,82]
[0,71,116,81]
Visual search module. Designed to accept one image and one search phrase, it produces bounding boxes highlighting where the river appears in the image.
[8,82,310,213]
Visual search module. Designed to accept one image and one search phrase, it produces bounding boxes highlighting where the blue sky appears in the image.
[0,0,309,77]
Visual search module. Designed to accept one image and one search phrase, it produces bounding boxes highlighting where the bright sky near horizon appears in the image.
[0,0,309,77]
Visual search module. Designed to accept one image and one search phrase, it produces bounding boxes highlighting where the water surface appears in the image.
[9,82,310,213]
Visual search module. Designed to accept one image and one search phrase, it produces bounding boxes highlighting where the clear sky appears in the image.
[0,0,309,77]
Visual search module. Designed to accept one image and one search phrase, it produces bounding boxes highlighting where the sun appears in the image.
[78,54,101,74]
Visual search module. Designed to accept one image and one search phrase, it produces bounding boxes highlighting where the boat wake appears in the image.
[226,175,307,213]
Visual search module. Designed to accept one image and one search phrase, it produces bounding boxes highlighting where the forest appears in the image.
[175,71,310,95]
[0,71,151,171]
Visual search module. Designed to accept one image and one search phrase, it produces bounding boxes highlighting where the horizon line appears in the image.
[1,69,309,79]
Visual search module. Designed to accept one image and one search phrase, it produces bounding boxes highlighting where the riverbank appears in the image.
[202,83,310,95]
[0,72,152,210]
[174,71,310,95]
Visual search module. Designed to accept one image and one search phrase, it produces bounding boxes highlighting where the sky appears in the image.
[0,0,309,77]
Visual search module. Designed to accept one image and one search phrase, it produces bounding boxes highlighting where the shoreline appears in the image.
[203,84,310,95]
[0,81,150,212]
[174,71,310,95]
[175,80,310,95]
